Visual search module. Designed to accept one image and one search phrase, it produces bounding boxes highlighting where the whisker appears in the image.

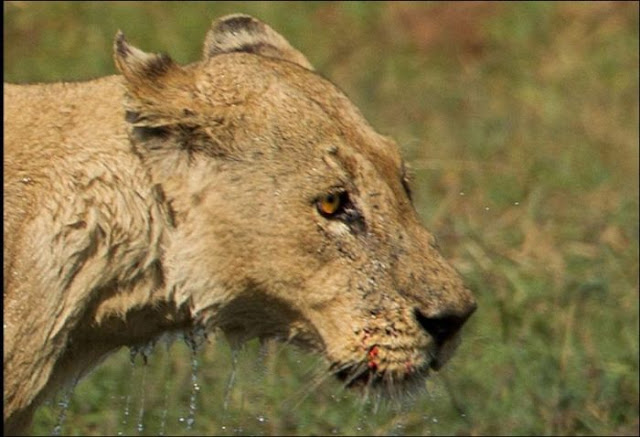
[340,361,369,388]
[329,361,358,376]
[282,360,334,411]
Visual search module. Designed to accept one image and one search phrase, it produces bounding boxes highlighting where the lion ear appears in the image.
[113,33,225,158]
[113,31,191,119]
[113,31,183,90]
[202,14,314,70]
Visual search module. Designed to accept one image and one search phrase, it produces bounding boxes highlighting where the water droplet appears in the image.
[139,340,155,364]
[223,348,239,411]
[118,350,137,435]
[135,358,148,434]
[183,325,208,353]
[51,385,74,436]
[186,416,195,429]
[390,422,406,436]
[129,346,139,365]
[184,337,200,431]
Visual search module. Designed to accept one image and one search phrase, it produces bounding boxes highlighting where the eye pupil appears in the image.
[318,192,343,216]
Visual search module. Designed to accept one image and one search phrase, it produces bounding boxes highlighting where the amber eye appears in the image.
[317,192,343,217]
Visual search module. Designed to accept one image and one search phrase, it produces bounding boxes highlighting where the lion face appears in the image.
[115,14,476,393]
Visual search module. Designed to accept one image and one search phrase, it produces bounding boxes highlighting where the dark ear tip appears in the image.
[214,13,258,28]
[203,13,314,70]
[114,30,129,57]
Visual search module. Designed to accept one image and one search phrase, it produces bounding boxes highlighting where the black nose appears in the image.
[414,304,476,346]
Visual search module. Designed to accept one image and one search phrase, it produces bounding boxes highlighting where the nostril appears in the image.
[414,307,474,346]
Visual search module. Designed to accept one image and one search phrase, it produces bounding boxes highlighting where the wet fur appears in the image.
[3,14,476,434]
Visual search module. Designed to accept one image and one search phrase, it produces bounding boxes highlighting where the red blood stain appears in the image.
[405,361,414,374]
[368,345,379,359]
[367,345,379,370]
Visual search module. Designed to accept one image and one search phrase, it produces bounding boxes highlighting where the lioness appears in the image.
[3,14,476,434]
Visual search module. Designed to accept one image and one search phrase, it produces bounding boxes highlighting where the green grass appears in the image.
[4,1,638,435]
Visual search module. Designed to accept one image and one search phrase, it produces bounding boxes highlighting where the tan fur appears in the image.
[3,14,476,434]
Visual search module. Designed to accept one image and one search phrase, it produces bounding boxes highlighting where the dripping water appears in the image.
[253,340,272,435]
[136,366,147,433]
[117,347,138,435]
[223,347,239,412]
[180,327,206,431]
[257,339,270,378]
[51,382,75,436]
[135,342,154,434]
[219,345,240,433]
[158,336,175,436]
[185,347,199,430]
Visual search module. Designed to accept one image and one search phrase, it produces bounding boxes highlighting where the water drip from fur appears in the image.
[135,348,151,434]
[185,351,199,430]
[219,345,241,433]
[117,349,138,436]
[157,337,175,436]
[50,383,74,436]
[180,327,206,430]
[257,340,270,377]
[223,347,239,412]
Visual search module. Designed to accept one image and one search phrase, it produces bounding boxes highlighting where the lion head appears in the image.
[113,14,477,393]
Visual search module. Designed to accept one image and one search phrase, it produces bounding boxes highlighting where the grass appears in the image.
[4,1,638,435]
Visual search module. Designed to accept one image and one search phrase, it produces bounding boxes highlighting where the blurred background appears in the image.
[4,1,638,435]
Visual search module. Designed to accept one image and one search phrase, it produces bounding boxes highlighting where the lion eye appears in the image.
[316,191,365,232]
[317,192,344,217]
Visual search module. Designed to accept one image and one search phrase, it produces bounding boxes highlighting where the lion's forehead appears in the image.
[193,54,404,172]
[335,142,404,190]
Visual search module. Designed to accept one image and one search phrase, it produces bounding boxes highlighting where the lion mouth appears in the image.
[330,353,435,393]
[328,340,456,394]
